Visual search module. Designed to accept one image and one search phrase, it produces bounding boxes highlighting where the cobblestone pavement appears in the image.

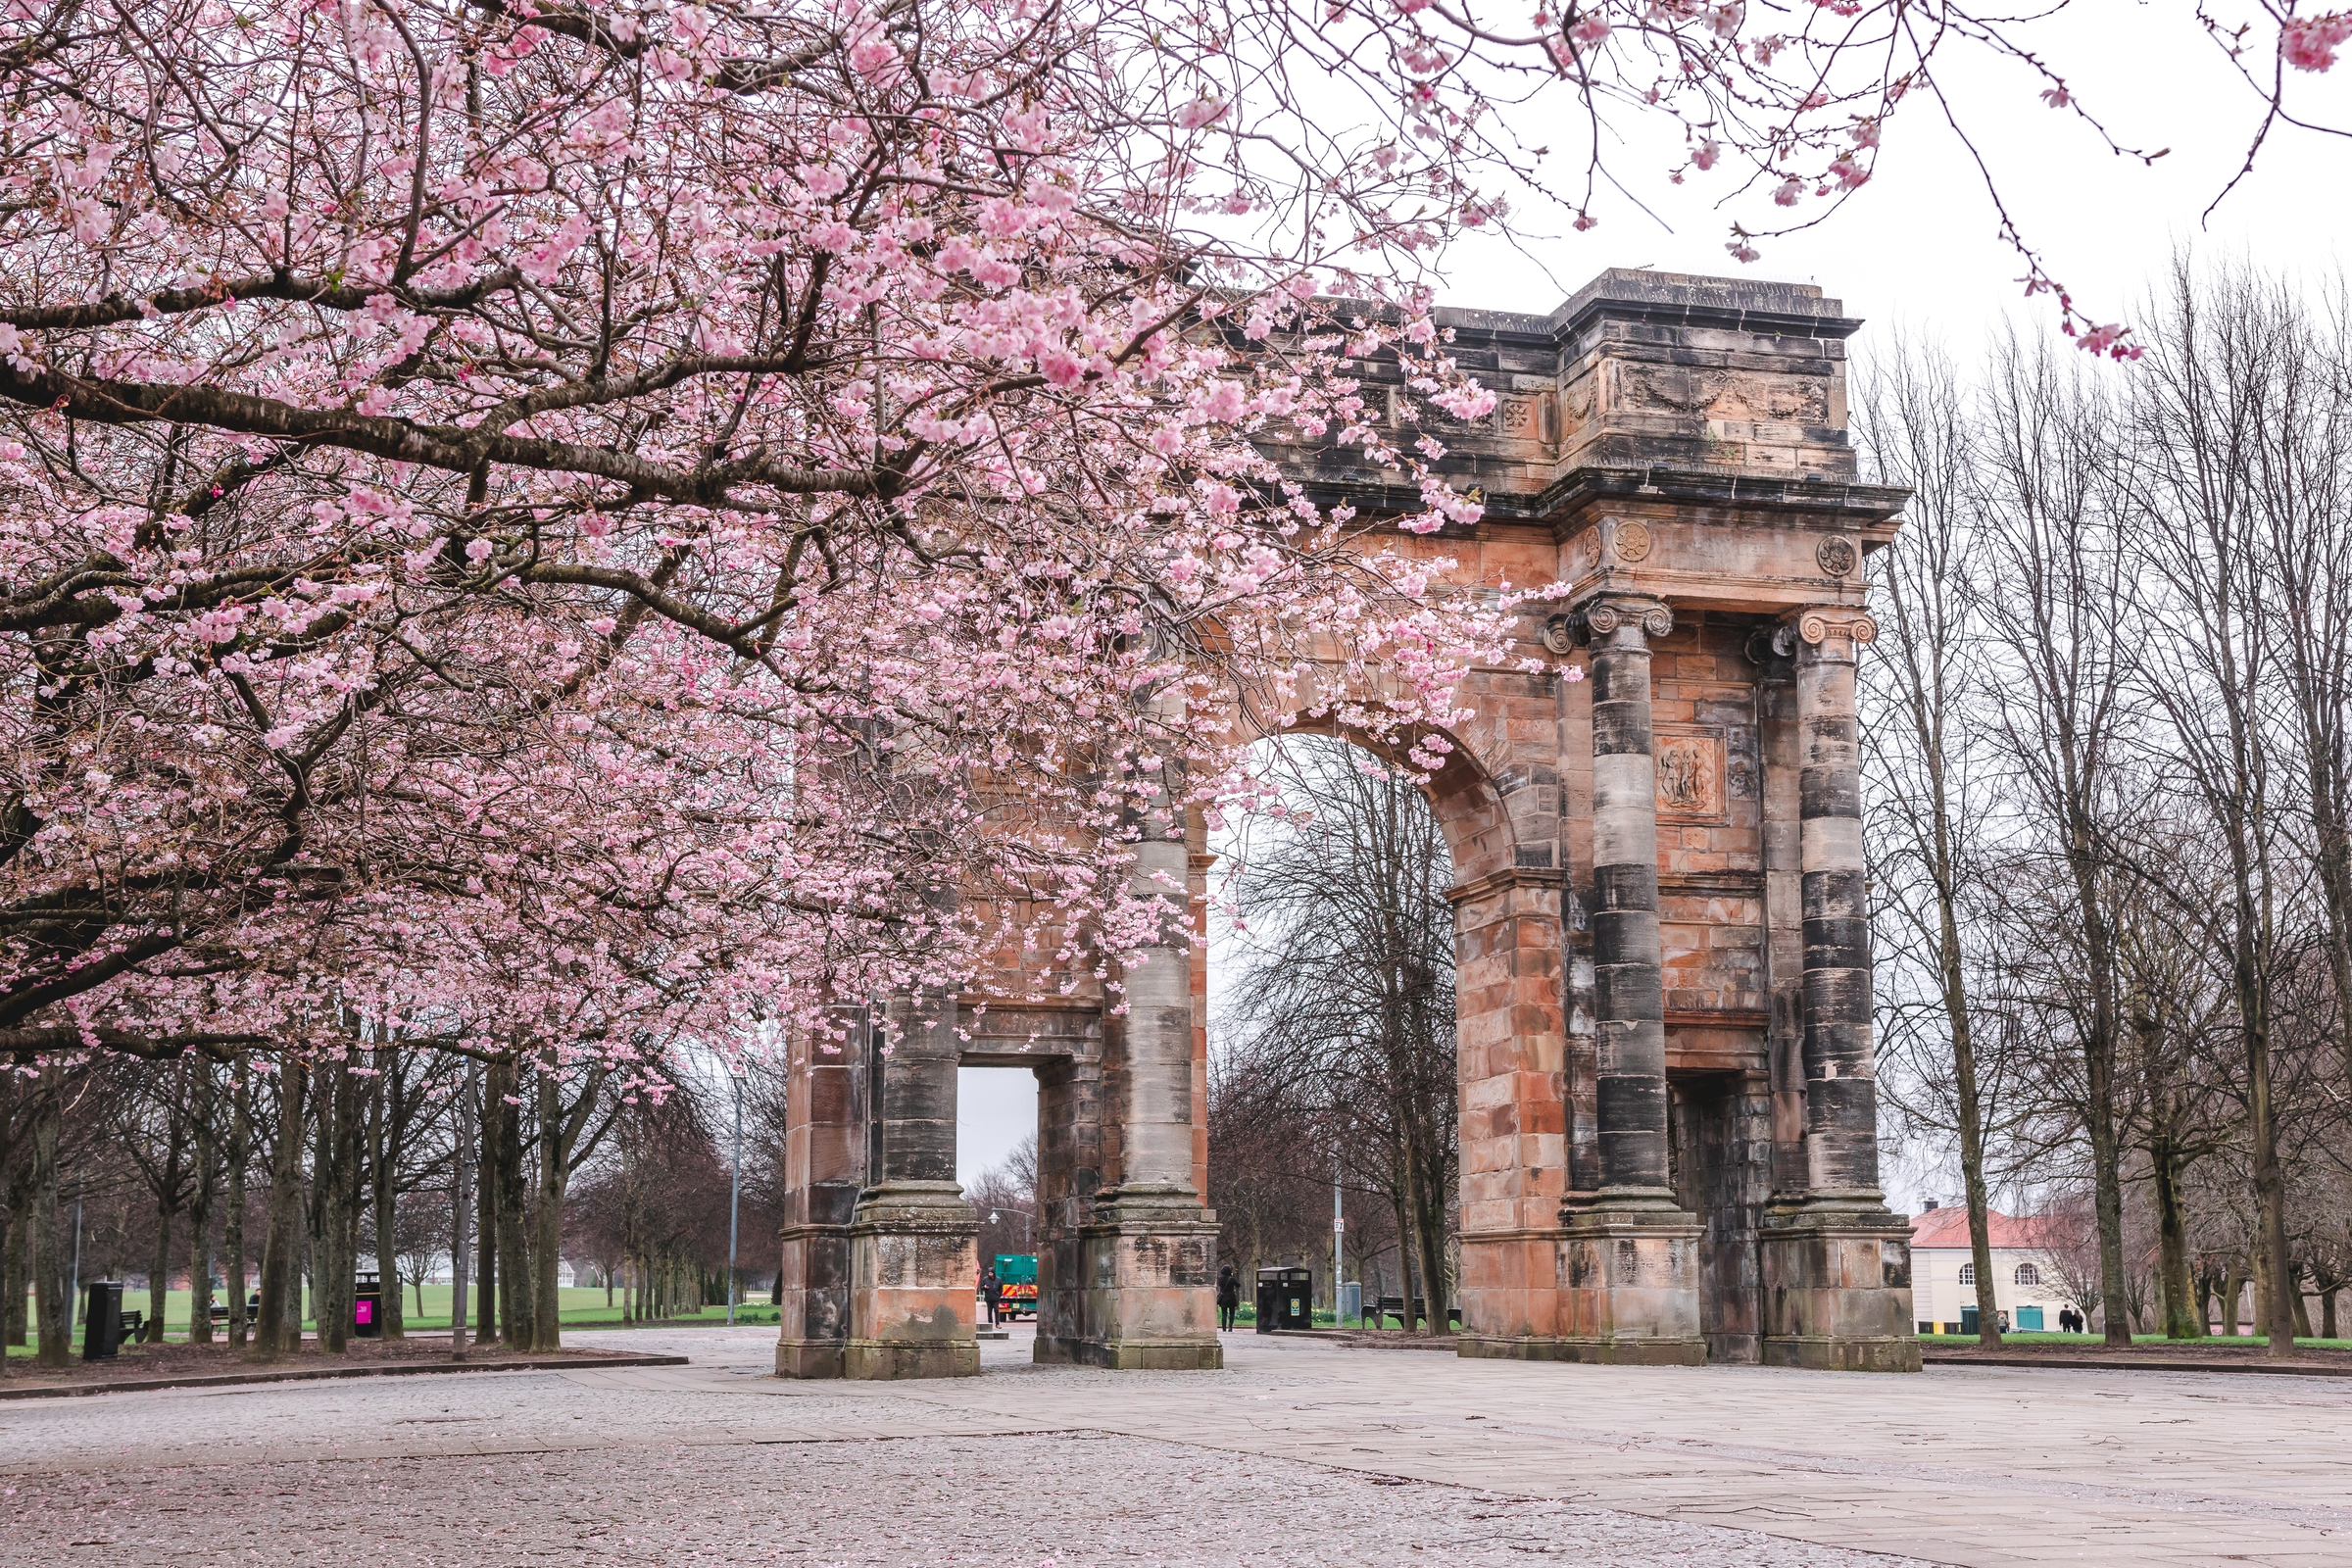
[0,1325,2341,1567]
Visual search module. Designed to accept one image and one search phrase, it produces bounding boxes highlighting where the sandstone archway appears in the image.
[775,268,1923,1380]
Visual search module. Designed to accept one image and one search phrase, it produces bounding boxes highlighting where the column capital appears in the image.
[1782,606,1879,648]
[1571,594,1673,643]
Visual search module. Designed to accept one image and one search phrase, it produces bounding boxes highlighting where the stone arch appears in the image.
[780,265,1927,1382]
[1239,688,1570,1354]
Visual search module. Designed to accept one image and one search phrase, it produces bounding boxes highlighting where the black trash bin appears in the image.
[80,1280,124,1361]
[1255,1266,1312,1331]
[354,1271,383,1340]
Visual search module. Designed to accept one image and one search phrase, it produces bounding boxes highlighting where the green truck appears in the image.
[992,1253,1039,1319]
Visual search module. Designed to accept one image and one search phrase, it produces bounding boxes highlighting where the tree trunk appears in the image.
[32,1072,70,1367]
[1390,1159,1419,1333]
[2290,1264,2313,1341]
[475,1061,499,1346]
[314,1057,348,1354]
[2149,1141,2200,1340]
[225,1054,250,1348]
[252,1059,309,1360]
[2252,1246,2272,1345]
[534,1066,565,1351]
[5,1204,26,1347]
[187,1061,219,1345]
[2325,1289,2340,1341]
[146,1062,186,1343]
[1410,1149,1448,1335]
[2219,1262,2243,1336]
[368,1052,405,1341]
[452,1061,475,1357]
[489,1057,536,1350]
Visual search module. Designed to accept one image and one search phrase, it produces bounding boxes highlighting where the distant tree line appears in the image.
[1,1047,788,1370]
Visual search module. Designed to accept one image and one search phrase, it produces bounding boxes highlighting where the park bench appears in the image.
[1372,1297,1461,1330]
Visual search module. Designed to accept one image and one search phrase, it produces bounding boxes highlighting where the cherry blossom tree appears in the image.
[0,0,2338,1084]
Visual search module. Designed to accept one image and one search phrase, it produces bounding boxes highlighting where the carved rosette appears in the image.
[1795,608,1879,646]
[1815,534,1859,577]
[1611,520,1654,564]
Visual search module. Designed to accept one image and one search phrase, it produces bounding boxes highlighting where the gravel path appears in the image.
[0,1327,1933,1566]
[4,1428,1923,1565]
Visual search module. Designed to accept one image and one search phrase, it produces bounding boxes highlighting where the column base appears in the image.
[844,1180,981,1381]
[774,1220,853,1380]
[775,1337,846,1379]
[1536,1192,1707,1366]
[1036,1186,1222,1371]
[1758,1198,1922,1373]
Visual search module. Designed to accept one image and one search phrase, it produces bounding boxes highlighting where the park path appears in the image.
[0,1324,2341,1565]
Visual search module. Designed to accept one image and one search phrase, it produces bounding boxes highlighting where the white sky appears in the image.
[1428,8,2347,353]
[957,1065,1039,1187]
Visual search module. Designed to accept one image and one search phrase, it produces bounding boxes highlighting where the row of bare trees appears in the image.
[1210,737,1459,1330]
[3,1044,786,1369]
[1865,256,2352,1355]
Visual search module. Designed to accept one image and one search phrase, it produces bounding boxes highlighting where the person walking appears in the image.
[980,1265,1002,1328]
[1215,1264,1241,1332]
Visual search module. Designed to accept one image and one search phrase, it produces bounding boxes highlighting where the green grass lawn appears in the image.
[1916,1329,2352,1349]
[8,1284,781,1350]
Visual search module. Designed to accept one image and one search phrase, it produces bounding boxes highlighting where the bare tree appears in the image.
[2127,260,2303,1358]
[1862,337,2012,1347]
[1219,736,1457,1332]
[1975,337,2143,1347]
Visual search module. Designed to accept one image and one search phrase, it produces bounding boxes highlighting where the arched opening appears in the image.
[1208,733,1460,1332]
[1205,721,1555,1340]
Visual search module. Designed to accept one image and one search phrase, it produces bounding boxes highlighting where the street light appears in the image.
[726,1070,743,1326]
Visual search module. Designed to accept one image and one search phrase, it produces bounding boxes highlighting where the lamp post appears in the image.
[1332,1169,1345,1324]
[69,1195,83,1338]
[727,1069,743,1326]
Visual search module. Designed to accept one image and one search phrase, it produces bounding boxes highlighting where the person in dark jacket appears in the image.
[1215,1264,1241,1331]
[981,1266,1001,1327]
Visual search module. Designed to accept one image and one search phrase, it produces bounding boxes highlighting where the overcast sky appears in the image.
[1434,8,2346,354]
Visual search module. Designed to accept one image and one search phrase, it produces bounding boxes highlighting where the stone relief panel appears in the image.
[1620,365,1830,425]
[1653,729,1729,823]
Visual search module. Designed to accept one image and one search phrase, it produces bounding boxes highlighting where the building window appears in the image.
[1958,1263,1976,1286]
[2015,1263,2040,1287]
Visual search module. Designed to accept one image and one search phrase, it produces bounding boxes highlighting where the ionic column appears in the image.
[1552,594,1704,1366]
[1756,604,1918,1372]
[1792,608,1883,1198]
[1065,717,1222,1370]
[1587,596,1674,1196]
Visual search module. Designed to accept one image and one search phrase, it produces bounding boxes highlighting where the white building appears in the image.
[1909,1205,2072,1335]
